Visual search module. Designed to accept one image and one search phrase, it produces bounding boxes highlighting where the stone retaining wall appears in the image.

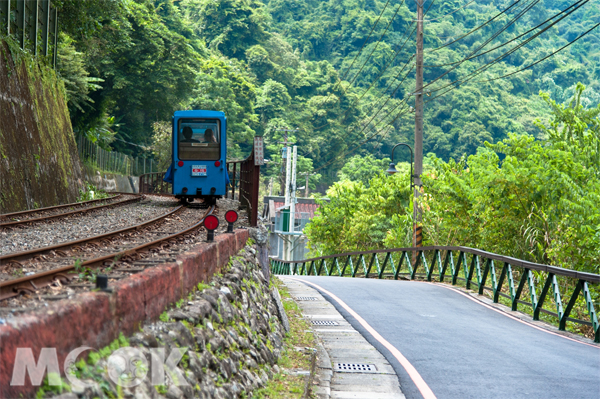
[81,164,140,193]
[0,40,83,213]
[0,229,249,398]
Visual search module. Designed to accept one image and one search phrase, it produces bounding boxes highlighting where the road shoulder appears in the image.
[280,277,405,399]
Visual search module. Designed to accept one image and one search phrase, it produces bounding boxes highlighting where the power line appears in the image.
[422,0,587,68]
[420,0,543,92]
[309,0,435,136]
[425,0,525,53]
[313,102,413,173]
[346,0,406,87]
[424,0,589,96]
[311,0,395,112]
[424,0,477,22]
[303,21,417,156]
[425,20,599,104]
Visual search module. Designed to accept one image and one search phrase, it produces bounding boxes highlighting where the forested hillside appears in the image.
[55,0,599,191]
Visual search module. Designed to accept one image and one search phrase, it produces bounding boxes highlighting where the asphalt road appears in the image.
[293,276,600,399]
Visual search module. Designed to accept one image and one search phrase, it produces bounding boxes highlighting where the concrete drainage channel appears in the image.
[281,277,405,399]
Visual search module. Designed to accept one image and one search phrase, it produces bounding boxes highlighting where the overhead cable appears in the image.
[312,0,394,110]
[421,0,543,91]
[424,0,589,96]
[425,0,525,53]
[425,20,599,103]
[423,0,587,68]
[424,0,477,22]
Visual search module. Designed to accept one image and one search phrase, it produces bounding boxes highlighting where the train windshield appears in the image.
[177,118,221,160]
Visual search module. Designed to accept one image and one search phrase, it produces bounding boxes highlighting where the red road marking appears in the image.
[287,277,437,399]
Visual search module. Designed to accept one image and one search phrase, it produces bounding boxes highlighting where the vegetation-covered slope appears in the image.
[55,0,599,192]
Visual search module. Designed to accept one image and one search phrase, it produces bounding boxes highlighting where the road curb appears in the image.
[280,277,405,399]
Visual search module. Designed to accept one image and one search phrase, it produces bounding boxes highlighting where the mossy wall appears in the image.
[0,40,83,213]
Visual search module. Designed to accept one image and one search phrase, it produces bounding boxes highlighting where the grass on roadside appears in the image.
[253,277,317,399]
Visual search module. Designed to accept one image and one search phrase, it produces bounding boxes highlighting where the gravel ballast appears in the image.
[1,196,179,254]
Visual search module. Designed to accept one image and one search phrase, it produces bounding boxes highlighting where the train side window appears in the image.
[178,118,221,161]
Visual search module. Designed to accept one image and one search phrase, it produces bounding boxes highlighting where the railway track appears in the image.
[0,205,184,267]
[0,203,216,303]
[0,194,142,228]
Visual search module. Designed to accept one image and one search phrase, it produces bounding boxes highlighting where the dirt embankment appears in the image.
[0,40,82,213]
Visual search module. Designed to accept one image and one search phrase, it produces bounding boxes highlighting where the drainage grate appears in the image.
[296,296,319,301]
[334,363,377,373]
[311,320,339,326]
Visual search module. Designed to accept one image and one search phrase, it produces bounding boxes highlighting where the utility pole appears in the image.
[277,128,298,196]
[300,172,316,197]
[414,0,424,248]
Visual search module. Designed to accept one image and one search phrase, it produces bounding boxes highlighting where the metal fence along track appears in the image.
[1,0,58,67]
[271,246,600,343]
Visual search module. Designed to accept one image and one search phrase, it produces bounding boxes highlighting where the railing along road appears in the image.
[271,246,600,343]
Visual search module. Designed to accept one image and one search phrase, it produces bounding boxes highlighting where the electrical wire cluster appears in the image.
[297,0,597,173]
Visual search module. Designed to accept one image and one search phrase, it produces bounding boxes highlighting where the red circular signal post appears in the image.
[204,215,219,242]
[225,210,238,233]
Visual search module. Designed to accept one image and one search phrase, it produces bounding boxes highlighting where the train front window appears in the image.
[177,119,221,160]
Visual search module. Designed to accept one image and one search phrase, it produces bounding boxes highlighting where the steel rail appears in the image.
[0,205,184,267]
[0,194,143,228]
[0,205,215,301]
[0,195,122,219]
[271,246,600,343]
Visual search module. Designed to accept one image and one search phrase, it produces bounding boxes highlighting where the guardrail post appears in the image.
[533,272,553,320]
[494,262,508,303]
[382,252,391,278]
[310,260,317,276]
[427,250,439,282]
[462,252,470,287]
[411,251,421,280]
[507,264,517,305]
[452,252,463,285]
[551,275,565,322]
[391,252,399,280]
[404,251,413,278]
[440,250,452,282]
[512,268,529,311]
[559,279,583,331]
[420,251,430,281]
[581,281,599,343]
[366,254,376,278]
[342,255,351,277]
[526,269,538,311]
[374,254,383,279]
[334,257,342,276]
[465,254,477,289]
[358,255,367,277]
[479,258,492,295]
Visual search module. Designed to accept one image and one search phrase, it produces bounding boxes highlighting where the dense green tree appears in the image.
[190,56,258,158]
[306,86,600,273]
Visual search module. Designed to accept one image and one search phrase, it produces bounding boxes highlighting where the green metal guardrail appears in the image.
[270,246,600,343]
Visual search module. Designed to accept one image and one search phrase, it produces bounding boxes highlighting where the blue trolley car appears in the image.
[165,110,228,205]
